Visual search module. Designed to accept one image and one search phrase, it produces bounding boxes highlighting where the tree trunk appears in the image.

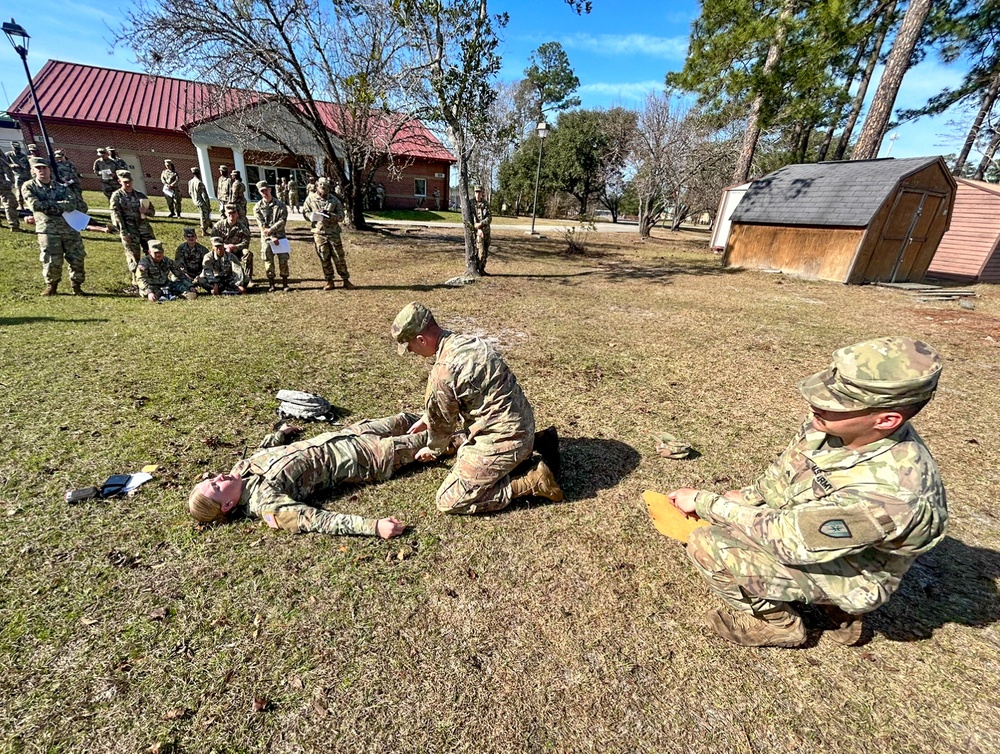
[852,0,931,161]
[733,0,796,182]
[955,70,1000,176]
[973,128,1000,180]
[818,42,868,161]
[834,0,896,161]
[349,182,369,231]
[450,126,480,277]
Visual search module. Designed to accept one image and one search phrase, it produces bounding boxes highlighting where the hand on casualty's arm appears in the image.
[415,447,437,463]
[376,517,406,539]
[407,415,428,434]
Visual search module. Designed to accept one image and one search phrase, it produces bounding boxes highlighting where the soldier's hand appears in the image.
[723,490,744,502]
[407,416,428,434]
[376,517,406,539]
[147,292,158,302]
[212,283,220,296]
[415,447,436,463]
[667,488,700,515]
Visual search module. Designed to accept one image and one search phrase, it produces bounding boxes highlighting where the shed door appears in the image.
[862,190,945,283]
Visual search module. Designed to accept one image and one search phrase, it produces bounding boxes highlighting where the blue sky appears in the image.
[0,0,971,161]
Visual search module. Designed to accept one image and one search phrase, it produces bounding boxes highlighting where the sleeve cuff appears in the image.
[694,492,743,525]
[360,517,378,536]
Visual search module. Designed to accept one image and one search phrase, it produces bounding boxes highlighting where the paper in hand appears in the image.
[271,238,292,255]
[62,210,91,232]
[310,210,328,222]
[163,186,173,197]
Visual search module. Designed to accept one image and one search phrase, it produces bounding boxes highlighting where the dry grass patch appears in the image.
[0,219,998,753]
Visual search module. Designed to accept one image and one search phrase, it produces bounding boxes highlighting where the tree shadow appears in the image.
[558,437,641,502]
[0,316,110,325]
[867,536,1000,641]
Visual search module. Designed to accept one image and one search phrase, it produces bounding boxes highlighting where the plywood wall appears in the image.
[724,224,863,282]
[928,180,1000,282]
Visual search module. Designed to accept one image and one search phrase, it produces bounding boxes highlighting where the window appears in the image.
[414,178,427,197]
[246,166,310,201]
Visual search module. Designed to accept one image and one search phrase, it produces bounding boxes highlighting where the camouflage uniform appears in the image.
[216,170,231,215]
[93,154,120,199]
[375,183,385,209]
[211,215,253,279]
[22,169,88,287]
[6,146,31,209]
[472,191,492,268]
[230,176,247,220]
[421,328,534,514]
[276,180,290,206]
[302,184,350,286]
[686,337,947,618]
[188,172,213,234]
[231,412,427,535]
[136,247,194,299]
[54,154,83,202]
[110,181,156,278]
[0,160,19,231]
[160,164,181,217]
[253,190,289,282]
[288,181,300,212]
[175,238,208,278]
[198,247,249,293]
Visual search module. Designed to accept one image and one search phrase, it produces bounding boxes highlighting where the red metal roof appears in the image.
[9,60,454,162]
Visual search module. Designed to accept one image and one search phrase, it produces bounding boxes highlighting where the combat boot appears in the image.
[42,282,58,296]
[267,279,277,293]
[706,604,807,648]
[341,278,356,290]
[323,279,336,291]
[71,282,86,296]
[509,459,563,502]
[819,605,864,646]
[533,426,561,480]
[182,290,198,301]
[281,276,289,291]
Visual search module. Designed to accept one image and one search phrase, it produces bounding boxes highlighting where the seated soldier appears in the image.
[211,203,253,285]
[198,236,248,295]
[188,412,458,539]
[137,240,197,302]
[175,227,208,278]
[667,337,947,648]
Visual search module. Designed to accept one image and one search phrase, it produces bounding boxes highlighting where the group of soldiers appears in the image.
[189,300,948,650]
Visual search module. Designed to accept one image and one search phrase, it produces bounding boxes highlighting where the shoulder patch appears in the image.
[819,519,852,538]
[795,504,887,552]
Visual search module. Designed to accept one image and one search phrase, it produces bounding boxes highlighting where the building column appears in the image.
[232,149,248,185]
[194,142,216,200]
[314,154,324,177]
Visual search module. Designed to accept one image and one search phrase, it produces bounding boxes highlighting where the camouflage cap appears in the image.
[224,203,238,212]
[117,170,132,180]
[27,144,37,152]
[96,148,106,153]
[54,149,65,156]
[190,166,200,174]
[391,302,433,355]
[106,146,115,152]
[474,185,484,192]
[219,164,229,171]
[799,336,942,412]
[28,157,48,168]
[255,180,269,190]
[148,240,165,253]
[211,236,225,246]
[183,227,196,237]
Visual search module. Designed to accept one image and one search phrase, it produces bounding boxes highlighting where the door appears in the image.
[118,153,146,193]
[861,190,947,283]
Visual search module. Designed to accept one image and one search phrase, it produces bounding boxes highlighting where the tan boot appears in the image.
[267,279,277,293]
[819,605,864,646]
[42,282,58,296]
[71,282,86,296]
[706,604,807,648]
[509,459,563,502]
[281,276,289,290]
[323,279,336,291]
[182,290,198,301]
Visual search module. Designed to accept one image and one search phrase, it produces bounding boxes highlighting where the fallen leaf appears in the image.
[805,657,821,667]
[308,595,318,605]
[252,696,270,713]
[149,607,168,621]
[162,706,187,721]
[966,438,980,445]
[444,587,458,599]
[339,546,349,553]
[80,616,99,626]
[861,652,877,663]
[289,675,304,690]
[311,697,328,717]
[467,568,477,580]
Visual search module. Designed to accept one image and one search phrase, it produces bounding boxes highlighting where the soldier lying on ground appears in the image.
[188,412,461,539]
[667,337,947,648]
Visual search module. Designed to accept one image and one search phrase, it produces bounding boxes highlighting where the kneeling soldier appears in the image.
[198,236,248,295]
[175,227,208,279]
[137,240,197,301]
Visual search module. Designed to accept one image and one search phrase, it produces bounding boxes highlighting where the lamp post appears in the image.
[529,120,549,235]
[3,18,56,173]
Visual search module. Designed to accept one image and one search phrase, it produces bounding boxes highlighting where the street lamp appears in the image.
[529,120,549,235]
[3,19,56,173]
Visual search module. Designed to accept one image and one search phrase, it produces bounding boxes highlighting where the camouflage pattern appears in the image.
[302,186,349,284]
[688,419,947,615]
[216,170,231,214]
[21,176,88,286]
[188,173,213,233]
[175,239,208,278]
[288,181,300,210]
[136,248,194,298]
[110,186,156,278]
[54,155,83,201]
[93,155,121,199]
[422,330,535,514]
[0,160,19,230]
[211,215,253,279]
[472,193,492,266]
[231,412,425,535]
[254,194,289,280]
[198,248,248,292]
[799,337,942,412]
[6,145,30,206]
[375,183,385,209]
[230,176,247,220]
[110,153,129,173]
[160,165,181,217]
[391,302,433,353]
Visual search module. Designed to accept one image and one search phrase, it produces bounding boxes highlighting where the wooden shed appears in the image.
[926,178,1000,284]
[723,157,956,284]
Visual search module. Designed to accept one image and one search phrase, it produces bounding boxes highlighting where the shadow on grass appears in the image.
[559,437,641,502]
[868,536,1000,640]
[0,316,110,325]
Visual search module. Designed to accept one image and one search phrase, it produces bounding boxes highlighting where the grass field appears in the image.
[1,214,998,753]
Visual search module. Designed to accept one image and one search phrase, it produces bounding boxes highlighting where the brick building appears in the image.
[8,60,454,208]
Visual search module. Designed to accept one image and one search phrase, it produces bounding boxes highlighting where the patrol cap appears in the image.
[391,302,433,355]
[27,144,37,152]
[148,240,165,253]
[219,164,229,171]
[190,166,200,174]
[164,159,173,164]
[117,170,132,180]
[224,203,238,212]
[798,336,942,412]
[97,147,106,153]
[106,146,115,151]
[54,149,65,156]
[183,227,196,237]
[211,236,225,246]
[256,180,269,190]
[29,157,48,168]
[474,185,484,192]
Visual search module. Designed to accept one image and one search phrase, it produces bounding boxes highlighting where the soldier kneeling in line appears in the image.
[188,412,462,539]
[667,337,947,648]
[197,236,248,295]
[137,240,197,302]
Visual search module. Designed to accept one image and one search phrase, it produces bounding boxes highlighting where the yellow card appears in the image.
[643,490,710,543]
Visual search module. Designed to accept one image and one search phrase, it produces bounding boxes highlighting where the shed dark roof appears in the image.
[731,157,945,228]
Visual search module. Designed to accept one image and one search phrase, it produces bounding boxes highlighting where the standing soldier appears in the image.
[288,178,301,213]
[254,181,290,292]
[0,158,20,232]
[375,182,385,210]
[188,167,213,234]
[93,147,119,200]
[276,177,290,206]
[161,159,181,217]
[216,164,231,215]
[110,170,157,281]
[21,157,88,296]
[230,170,248,221]
[5,142,31,210]
[175,227,208,279]
[108,147,128,173]
[212,204,253,285]
[433,188,441,210]
[472,186,492,270]
[53,149,83,202]
[302,177,352,290]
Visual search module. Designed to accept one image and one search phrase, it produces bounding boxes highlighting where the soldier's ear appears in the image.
[873,411,905,432]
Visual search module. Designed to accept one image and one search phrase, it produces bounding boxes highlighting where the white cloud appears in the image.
[578,80,665,102]
[560,33,688,60]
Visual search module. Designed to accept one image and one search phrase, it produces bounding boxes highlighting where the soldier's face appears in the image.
[122,179,133,191]
[185,236,198,246]
[406,334,437,358]
[151,249,165,261]
[196,472,242,511]
[227,210,239,223]
[33,165,51,182]
[809,405,901,446]
[213,244,225,256]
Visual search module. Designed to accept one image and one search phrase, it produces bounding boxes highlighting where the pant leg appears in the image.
[435,436,533,515]
[347,412,422,438]
[0,188,18,228]
[200,206,212,234]
[120,234,141,278]
[262,241,276,280]
[39,234,65,285]
[277,251,289,278]
[331,230,350,280]
[686,525,835,615]
[241,248,255,279]
[314,234,335,280]
[64,233,86,284]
